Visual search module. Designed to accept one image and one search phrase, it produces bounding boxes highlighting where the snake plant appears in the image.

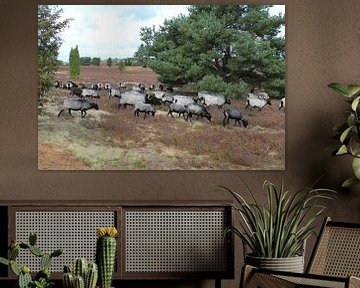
[221,178,335,258]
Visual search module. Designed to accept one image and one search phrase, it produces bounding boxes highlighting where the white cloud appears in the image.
[56,5,285,62]
[57,5,190,61]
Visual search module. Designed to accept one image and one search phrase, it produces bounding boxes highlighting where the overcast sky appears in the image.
[56,5,285,62]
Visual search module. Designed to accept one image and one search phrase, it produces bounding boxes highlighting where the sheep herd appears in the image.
[54,80,285,127]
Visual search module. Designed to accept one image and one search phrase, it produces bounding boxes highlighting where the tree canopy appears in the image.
[134,5,285,98]
[38,5,71,112]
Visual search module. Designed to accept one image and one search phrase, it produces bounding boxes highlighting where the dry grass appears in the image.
[38,65,285,170]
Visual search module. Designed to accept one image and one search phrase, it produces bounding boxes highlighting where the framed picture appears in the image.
[38,4,285,170]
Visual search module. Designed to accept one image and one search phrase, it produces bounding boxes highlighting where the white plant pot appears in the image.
[245,254,305,273]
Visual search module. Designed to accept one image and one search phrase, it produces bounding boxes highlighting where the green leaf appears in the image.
[336,145,348,155]
[328,83,352,97]
[0,257,9,266]
[347,85,360,97]
[351,96,360,111]
[340,126,353,143]
[352,157,360,179]
[342,177,360,188]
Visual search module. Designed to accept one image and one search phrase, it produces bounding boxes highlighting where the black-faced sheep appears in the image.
[197,91,231,108]
[186,103,212,122]
[58,98,99,118]
[167,102,188,118]
[65,81,78,90]
[279,97,285,110]
[134,103,156,119]
[108,88,121,99]
[118,91,146,109]
[104,83,112,90]
[118,82,127,90]
[81,89,99,98]
[245,95,271,111]
[70,86,82,97]
[223,108,248,128]
[172,95,195,106]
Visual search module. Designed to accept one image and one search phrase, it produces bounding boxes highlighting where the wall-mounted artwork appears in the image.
[38,4,285,170]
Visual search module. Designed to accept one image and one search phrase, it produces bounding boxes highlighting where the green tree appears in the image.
[117,61,125,72]
[107,57,112,67]
[92,57,101,66]
[69,45,80,79]
[80,56,92,66]
[134,5,285,98]
[38,5,71,113]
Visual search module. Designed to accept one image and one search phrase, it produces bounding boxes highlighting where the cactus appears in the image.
[96,227,118,288]
[85,262,98,288]
[73,275,85,288]
[63,272,74,288]
[74,258,88,279]
[40,253,52,270]
[63,259,98,288]
[0,232,64,288]
[18,269,32,288]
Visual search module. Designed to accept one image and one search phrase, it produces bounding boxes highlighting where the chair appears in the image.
[240,217,360,288]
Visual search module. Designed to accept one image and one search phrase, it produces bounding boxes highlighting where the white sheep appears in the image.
[118,91,146,109]
[279,97,285,110]
[245,95,271,111]
[81,89,99,98]
[197,91,231,108]
[172,95,195,106]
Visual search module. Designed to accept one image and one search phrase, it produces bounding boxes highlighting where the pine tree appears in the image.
[134,5,285,99]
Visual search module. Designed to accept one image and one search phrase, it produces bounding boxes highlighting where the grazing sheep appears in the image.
[245,95,271,111]
[81,89,100,98]
[104,83,112,90]
[70,86,83,97]
[145,93,163,106]
[197,91,231,108]
[132,83,145,93]
[118,82,127,90]
[134,103,156,119]
[186,103,212,122]
[167,101,188,118]
[172,95,195,106]
[54,80,62,88]
[118,91,146,109]
[58,98,99,118]
[223,108,248,127]
[279,97,285,110]
[65,81,78,90]
[161,94,174,105]
[108,88,121,99]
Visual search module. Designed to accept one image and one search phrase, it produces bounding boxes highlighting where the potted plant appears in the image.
[221,178,335,273]
[328,82,360,187]
[0,232,64,288]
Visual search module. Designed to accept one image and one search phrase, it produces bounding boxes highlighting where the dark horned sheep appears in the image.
[134,103,156,119]
[223,108,248,128]
[58,98,99,118]
[186,103,212,122]
[167,101,188,118]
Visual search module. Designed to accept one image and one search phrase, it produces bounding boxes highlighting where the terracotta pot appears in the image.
[245,254,305,273]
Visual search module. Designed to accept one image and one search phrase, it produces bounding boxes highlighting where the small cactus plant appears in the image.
[0,232,64,288]
[62,259,98,288]
[96,227,118,288]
